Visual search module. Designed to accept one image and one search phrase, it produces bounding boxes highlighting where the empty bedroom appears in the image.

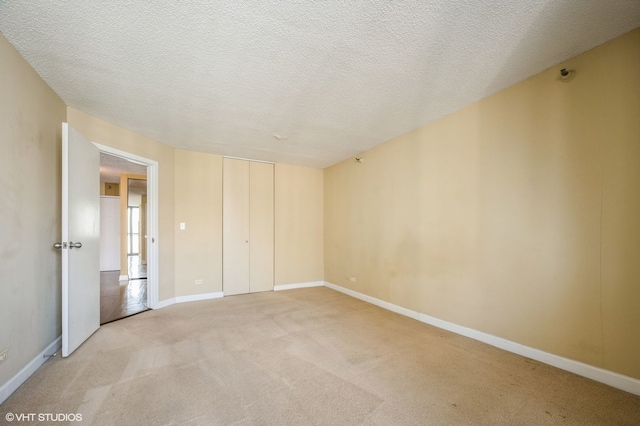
[1,1,639,424]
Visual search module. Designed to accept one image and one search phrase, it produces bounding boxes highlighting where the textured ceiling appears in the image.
[100,153,146,183]
[1,1,639,168]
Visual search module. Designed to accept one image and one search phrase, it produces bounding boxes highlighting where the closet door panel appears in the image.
[249,161,274,293]
[223,158,250,296]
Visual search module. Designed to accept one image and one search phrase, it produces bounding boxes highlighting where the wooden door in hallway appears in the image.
[223,158,274,295]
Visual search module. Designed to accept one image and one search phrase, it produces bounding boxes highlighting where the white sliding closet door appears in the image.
[249,161,274,293]
[223,158,250,296]
[223,158,274,295]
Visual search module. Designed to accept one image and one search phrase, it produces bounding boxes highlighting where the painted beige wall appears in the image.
[275,164,324,285]
[0,32,67,386]
[174,150,223,296]
[100,182,119,196]
[597,29,640,379]
[324,28,640,379]
[67,108,176,302]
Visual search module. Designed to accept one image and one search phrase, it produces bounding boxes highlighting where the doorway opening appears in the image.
[97,147,159,324]
[126,177,147,280]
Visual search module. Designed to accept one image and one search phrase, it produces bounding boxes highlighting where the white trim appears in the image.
[155,298,175,309]
[274,281,324,291]
[146,157,160,309]
[175,292,224,304]
[324,281,419,320]
[0,336,61,405]
[61,124,69,357]
[94,143,160,310]
[118,275,129,282]
[416,312,640,396]
[323,281,640,397]
[154,292,225,309]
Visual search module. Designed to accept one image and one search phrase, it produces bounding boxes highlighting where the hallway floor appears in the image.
[100,272,148,325]
[128,254,147,279]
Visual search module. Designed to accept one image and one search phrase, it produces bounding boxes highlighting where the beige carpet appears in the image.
[2,287,639,425]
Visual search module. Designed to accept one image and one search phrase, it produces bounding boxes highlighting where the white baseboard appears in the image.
[155,297,175,309]
[118,275,129,282]
[324,282,419,320]
[274,281,325,291]
[175,292,224,304]
[155,292,224,309]
[0,335,62,405]
[323,281,640,397]
[154,291,224,309]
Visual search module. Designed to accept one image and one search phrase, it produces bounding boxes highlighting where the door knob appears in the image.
[53,242,63,249]
[69,241,82,249]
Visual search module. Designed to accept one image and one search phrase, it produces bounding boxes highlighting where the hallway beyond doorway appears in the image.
[100,267,148,324]
[128,254,147,279]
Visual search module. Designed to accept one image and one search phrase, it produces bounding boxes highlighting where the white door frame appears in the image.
[94,143,160,309]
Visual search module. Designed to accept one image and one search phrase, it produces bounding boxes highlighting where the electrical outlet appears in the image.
[195,279,203,285]
[349,277,356,282]
[179,222,186,230]
[0,348,8,364]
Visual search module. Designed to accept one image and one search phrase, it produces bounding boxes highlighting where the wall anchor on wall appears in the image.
[355,157,364,163]
[560,68,575,82]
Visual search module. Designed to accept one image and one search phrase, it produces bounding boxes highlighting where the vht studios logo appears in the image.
[5,412,83,422]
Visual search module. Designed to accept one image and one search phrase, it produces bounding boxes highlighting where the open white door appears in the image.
[60,123,100,357]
